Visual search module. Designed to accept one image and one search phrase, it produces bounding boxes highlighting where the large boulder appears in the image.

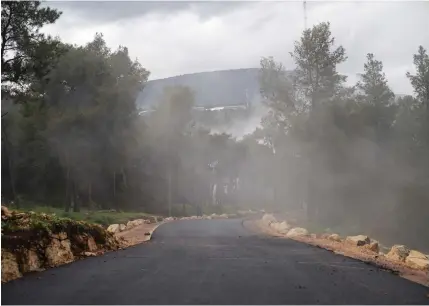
[261,214,277,226]
[1,250,22,283]
[107,224,120,234]
[21,249,43,273]
[270,221,290,234]
[125,220,140,230]
[405,250,429,270]
[346,235,370,246]
[286,227,309,238]
[131,219,144,227]
[87,236,98,252]
[386,245,410,262]
[321,233,331,239]
[73,234,98,253]
[119,224,127,232]
[164,217,174,222]
[45,235,74,267]
[367,240,380,253]
[328,234,342,242]
[1,206,12,220]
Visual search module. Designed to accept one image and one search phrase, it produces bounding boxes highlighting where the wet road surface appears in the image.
[2,219,428,304]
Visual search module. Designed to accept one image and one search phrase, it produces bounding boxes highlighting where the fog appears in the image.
[2,1,428,255]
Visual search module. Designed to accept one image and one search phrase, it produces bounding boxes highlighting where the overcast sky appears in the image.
[43,1,429,95]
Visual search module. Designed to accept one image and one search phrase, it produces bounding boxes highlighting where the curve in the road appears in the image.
[2,219,428,305]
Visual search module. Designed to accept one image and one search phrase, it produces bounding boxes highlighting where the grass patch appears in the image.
[14,206,157,227]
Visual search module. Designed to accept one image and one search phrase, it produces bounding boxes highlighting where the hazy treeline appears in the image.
[2,2,429,250]
[1,1,244,216]
[249,22,429,250]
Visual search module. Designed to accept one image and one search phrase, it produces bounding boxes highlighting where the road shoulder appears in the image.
[243,219,429,288]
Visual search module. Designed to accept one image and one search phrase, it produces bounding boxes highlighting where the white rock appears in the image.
[126,219,144,229]
[328,234,342,242]
[107,224,120,234]
[119,224,126,232]
[262,214,277,226]
[367,240,379,253]
[270,221,290,234]
[21,249,42,273]
[346,235,370,246]
[386,245,410,262]
[1,251,22,282]
[286,227,309,237]
[405,250,429,270]
[135,219,144,225]
[45,238,74,267]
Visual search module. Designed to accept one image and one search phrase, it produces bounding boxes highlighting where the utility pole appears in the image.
[303,1,307,30]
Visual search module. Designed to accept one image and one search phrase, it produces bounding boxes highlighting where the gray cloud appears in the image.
[46,1,245,23]
[43,1,429,95]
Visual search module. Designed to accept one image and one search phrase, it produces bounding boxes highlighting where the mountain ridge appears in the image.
[136,68,262,108]
[136,68,409,109]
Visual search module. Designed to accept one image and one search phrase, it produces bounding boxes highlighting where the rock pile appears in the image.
[386,245,429,269]
[258,213,429,271]
[107,217,157,234]
[286,227,309,238]
[1,206,123,283]
[163,214,234,221]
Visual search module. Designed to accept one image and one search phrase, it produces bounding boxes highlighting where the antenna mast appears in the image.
[303,1,307,30]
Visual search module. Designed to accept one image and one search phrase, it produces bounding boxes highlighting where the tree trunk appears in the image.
[72,181,80,212]
[88,182,92,210]
[64,152,71,212]
[167,169,172,217]
[121,167,127,188]
[1,120,19,208]
[113,171,119,211]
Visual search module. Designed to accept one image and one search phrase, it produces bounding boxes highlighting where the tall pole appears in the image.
[303,1,307,30]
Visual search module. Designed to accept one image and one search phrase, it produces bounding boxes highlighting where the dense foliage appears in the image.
[252,22,429,250]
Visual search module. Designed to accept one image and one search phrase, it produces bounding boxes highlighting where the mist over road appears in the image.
[2,219,428,305]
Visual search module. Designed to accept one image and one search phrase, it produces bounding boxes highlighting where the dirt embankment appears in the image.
[1,206,128,283]
[247,214,429,288]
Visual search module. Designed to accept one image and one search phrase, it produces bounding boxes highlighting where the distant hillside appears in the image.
[136,68,262,108]
[136,68,408,109]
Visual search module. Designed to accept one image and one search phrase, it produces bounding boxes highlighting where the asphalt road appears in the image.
[2,219,428,305]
